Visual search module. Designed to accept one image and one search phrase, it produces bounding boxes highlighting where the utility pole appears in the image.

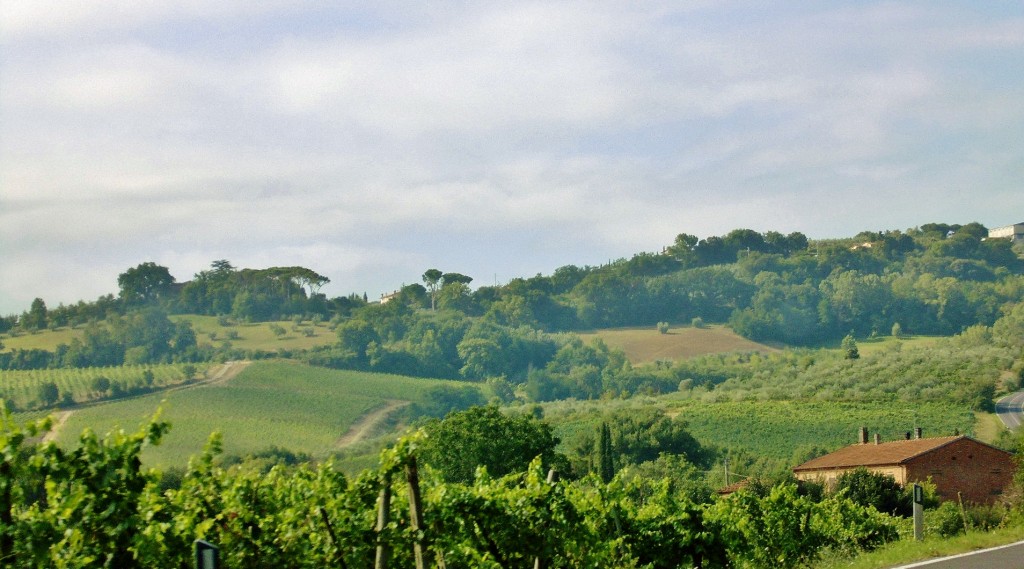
[724,457,730,486]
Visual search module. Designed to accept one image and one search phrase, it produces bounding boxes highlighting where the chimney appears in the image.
[859,427,868,444]
[874,433,881,445]
[915,427,922,440]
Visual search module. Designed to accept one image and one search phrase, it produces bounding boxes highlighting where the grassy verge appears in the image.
[974,411,1009,445]
[814,525,1024,569]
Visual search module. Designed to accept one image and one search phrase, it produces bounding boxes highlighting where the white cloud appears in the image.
[1,2,1023,314]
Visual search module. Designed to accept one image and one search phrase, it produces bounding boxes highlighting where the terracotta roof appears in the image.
[717,479,750,495]
[793,436,964,472]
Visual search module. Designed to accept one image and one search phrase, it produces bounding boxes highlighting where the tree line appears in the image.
[3,223,1023,392]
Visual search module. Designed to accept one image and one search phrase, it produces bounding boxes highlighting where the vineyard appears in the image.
[0,363,208,411]
[52,361,481,468]
[543,398,975,468]
[0,413,904,569]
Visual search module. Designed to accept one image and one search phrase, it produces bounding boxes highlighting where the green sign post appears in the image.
[195,539,219,569]
[913,484,924,541]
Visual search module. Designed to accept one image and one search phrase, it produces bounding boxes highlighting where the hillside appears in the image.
[50,360,480,468]
[3,222,1022,471]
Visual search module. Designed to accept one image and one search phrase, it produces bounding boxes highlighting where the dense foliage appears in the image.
[417,405,562,483]
[0,413,901,568]
[0,308,202,371]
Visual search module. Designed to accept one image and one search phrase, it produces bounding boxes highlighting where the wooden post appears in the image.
[406,457,428,569]
[533,468,559,569]
[957,492,970,534]
[375,472,392,569]
[318,507,350,569]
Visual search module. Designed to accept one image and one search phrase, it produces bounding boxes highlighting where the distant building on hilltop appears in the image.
[792,427,1015,504]
[988,222,1024,242]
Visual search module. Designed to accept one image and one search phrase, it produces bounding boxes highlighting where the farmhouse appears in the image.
[988,222,1024,242]
[792,428,1015,504]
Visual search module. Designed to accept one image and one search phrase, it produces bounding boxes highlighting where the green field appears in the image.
[578,325,778,364]
[848,334,944,356]
[0,327,84,352]
[51,361,470,468]
[172,315,338,352]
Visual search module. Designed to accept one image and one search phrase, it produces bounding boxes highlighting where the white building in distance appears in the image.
[988,222,1024,241]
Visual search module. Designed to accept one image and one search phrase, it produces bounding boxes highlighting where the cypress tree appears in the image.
[597,422,615,483]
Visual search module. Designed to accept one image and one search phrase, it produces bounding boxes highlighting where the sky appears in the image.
[2,2,1023,315]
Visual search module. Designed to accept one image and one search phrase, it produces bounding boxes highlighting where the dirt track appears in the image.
[335,400,410,448]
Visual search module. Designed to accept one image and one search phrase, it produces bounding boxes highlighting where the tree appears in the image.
[21,298,48,331]
[117,262,175,305]
[418,405,562,484]
[841,334,860,360]
[441,272,473,286]
[423,269,443,310]
[436,281,474,313]
[891,322,903,338]
[90,376,111,395]
[666,233,700,267]
[37,381,59,407]
[336,319,378,360]
[456,337,507,379]
[413,384,486,418]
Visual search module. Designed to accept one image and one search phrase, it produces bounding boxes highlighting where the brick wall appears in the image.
[904,438,1015,504]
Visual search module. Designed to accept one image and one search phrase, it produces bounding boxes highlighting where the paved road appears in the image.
[996,390,1024,430]
[892,539,1024,568]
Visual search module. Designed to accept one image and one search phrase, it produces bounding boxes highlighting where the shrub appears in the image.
[931,501,966,537]
[891,322,903,338]
[37,381,59,407]
[91,375,111,394]
[832,467,910,517]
